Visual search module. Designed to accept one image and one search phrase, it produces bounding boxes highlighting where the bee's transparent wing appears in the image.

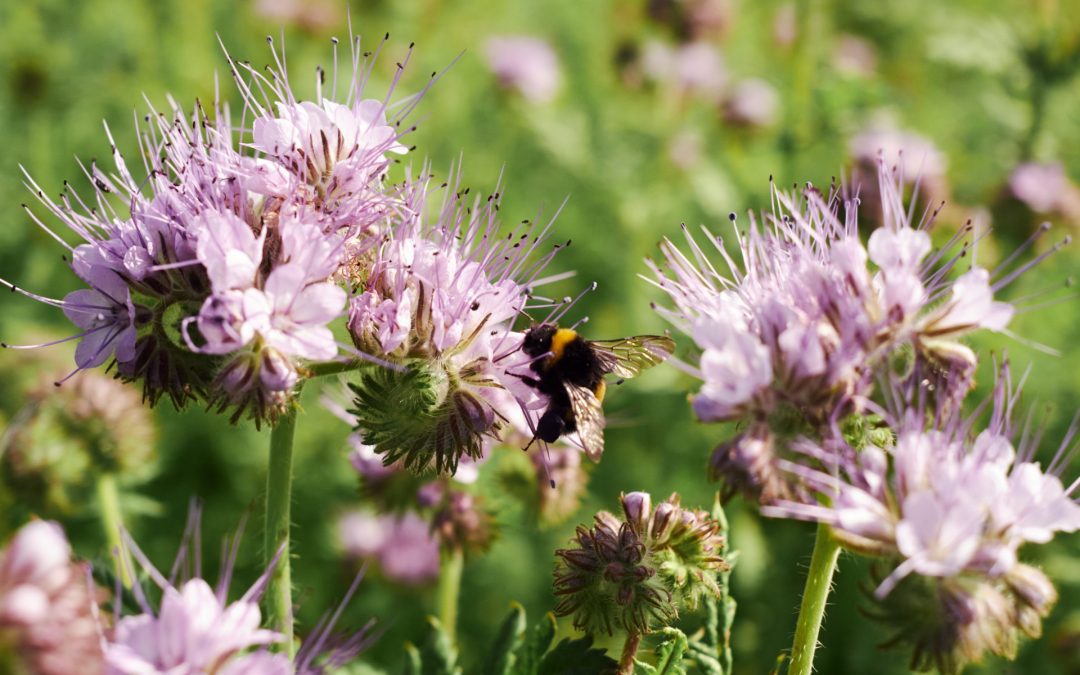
[566,383,606,462]
[590,335,676,379]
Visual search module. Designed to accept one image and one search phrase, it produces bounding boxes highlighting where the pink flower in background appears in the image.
[849,127,947,181]
[833,35,878,77]
[723,79,780,128]
[0,521,103,675]
[252,0,339,31]
[485,36,562,103]
[1008,162,1070,213]
[642,40,727,101]
[339,511,440,585]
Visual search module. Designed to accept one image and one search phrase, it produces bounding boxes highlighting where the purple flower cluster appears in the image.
[6,35,425,423]
[7,32,573,472]
[648,156,1075,671]
[766,366,1080,670]
[648,161,1059,503]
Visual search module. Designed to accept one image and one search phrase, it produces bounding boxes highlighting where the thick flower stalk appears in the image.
[0,521,103,675]
[647,161,1066,504]
[764,363,1080,672]
[553,491,729,637]
[346,168,563,475]
[3,33,426,424]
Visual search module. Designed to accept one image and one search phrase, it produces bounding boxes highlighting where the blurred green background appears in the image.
[1,0,1079,673]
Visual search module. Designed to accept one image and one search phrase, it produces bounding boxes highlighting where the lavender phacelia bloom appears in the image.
[104,509,375,674]
[764,364,1080,672]
[648,162,1065,504]
[4,33,424,424]
[345,168,562,475]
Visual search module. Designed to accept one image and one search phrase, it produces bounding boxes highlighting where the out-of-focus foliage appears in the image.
[0,0,1078,673]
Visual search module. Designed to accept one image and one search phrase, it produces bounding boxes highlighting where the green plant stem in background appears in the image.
[787,523,841,675]
[96,472,130,587]
[265,390,302,657]
[437,548,464,641]
[617,631,642,675]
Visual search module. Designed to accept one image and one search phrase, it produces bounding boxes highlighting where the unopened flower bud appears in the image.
[1004,563,1057,620]
[709,427,792,504]
[259,347,299,391]
[621,492,653,533]
[554,513,675,636]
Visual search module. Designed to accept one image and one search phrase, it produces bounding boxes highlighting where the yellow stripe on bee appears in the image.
[594,379,606,402]
[549,328,578,364]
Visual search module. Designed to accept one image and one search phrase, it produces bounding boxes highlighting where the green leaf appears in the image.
[537,636,618,675]
[647,627,689,675]
[483,602,527,675]
[511,612,558,675]
[417,617,461,675]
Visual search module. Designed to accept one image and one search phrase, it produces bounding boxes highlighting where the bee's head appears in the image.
[522,323,558,356]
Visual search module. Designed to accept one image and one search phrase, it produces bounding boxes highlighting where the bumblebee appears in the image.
[519,324,675,461]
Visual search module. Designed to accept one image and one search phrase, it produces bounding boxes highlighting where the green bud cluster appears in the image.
[553,491,729,636]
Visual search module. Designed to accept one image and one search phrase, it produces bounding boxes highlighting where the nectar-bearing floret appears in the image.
[553,491,729,636]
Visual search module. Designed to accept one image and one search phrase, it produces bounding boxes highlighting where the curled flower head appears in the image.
[0,521,103,675]
[346,169,562,475]
[4,32,423,423]
[764,363,1080,671]
[648,163,1065,504]
[553,491,729,635]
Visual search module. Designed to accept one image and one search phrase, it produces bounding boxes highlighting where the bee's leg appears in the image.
[518,375,543,389]
[536,409,566,443]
